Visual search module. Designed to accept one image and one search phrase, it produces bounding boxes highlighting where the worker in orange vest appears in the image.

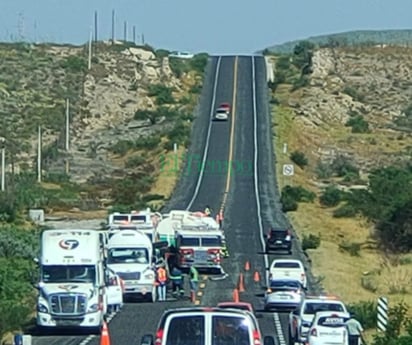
[156,264,168,301]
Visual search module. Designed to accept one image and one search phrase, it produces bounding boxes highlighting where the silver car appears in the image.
[264,278,305,312]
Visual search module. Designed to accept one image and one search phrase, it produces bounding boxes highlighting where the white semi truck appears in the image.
[107,229,157,302]
[35,229,108,333]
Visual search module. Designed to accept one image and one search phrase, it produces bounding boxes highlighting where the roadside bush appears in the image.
[347,300,377,330]
[315,161,333,179]
[338,241,361,256]
[280,185,316,212]
[345,115,369,133]
[189,53,208,74]
[302,233,321,250]
[331,155,359,178]
[59,55,87,72]
[290,150,308,169]
[333,203,358,218]
[342,86,364,102]
[110,140,135,156]
[134,135,161,150]
[319,185,342,207]
[147,84,174,105]
[125,156,146,169]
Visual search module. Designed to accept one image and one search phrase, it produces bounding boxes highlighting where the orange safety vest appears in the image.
[157,268,167,283]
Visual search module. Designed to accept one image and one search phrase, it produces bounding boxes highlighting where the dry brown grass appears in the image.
[271,89,412,309]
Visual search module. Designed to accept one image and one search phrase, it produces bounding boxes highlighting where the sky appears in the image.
[1,0,412,55]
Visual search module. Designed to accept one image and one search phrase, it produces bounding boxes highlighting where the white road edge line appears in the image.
[186,56,222,210]
[251,56,286,345]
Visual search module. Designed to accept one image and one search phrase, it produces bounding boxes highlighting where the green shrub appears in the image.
[360,276,378,293]
[315,161,333,179]
[333,203,358,218]
[125,156,146,169]
[59,55,87,72]
[347,300,377,330]
[345,115,369,133]
[147,84,175,105]
[339,241,361,256]
[110,140,135,156]
[342,86,364,102]
[290,150,308,169]
[189,53,208,74]
[319,185,342,207]
[331,155,359,178]
[134,136,160,150]
[302,233,321,250]
[280,193,298,212]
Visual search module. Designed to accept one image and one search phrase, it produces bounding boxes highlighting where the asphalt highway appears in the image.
[32,55,319,345]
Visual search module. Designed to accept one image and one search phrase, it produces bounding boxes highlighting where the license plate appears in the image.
[278,294,291,300]
[194,252,208,261]
[275,240,282,244]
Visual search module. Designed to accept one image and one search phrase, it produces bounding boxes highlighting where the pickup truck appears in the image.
[269,259,307,289]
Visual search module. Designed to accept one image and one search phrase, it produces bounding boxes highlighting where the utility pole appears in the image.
[142,33,145,45]
[111,9,115,44]
[1,138,5,192]
[94,10,98,42]
[123,21,127,42]
[65,98,70,151]
[133,25,136,44]
[37,126,41,183]
[88,27,92,70]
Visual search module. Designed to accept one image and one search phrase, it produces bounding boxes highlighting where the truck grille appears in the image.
[117,272,141,280]
[50,294,87,315]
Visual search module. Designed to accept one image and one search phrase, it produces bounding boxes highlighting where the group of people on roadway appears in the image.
[155,262,199,302]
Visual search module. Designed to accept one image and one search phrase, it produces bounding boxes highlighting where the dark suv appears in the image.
[265,228,293,254]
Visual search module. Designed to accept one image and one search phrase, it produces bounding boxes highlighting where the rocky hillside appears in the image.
[285,45,412,173]
[0,41,206,213]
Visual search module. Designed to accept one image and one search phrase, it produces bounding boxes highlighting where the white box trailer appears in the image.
[107,230,156,302]
[35,229,107,333]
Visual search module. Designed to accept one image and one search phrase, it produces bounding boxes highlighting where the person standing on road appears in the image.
[189,264,199,297]
[156,264,167,302]
[345,313,364,345]
[169,266,184,297]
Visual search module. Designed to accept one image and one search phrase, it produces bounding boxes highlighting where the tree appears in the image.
[292,41,315,75]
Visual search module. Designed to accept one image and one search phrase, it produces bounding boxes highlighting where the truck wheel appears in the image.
[150,286,156,302]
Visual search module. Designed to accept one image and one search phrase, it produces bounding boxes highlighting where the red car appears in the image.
[218,103,231,114]
[217,301,254,313]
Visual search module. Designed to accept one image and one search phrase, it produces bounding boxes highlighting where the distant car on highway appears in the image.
[306,311,350,345]
[168,51,194,59]
[214,107,229,121]
[265,227,293,254]
[218,102,231,114]
[264,278,304,312]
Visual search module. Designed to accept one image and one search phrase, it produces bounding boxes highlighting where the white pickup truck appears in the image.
[269,259,307,289]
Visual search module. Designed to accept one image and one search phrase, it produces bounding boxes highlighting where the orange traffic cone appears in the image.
[245,261,250,271]
[232,288,239,302]
[238,273,245,292]
[100,321,111,345]
[253,270,260,283]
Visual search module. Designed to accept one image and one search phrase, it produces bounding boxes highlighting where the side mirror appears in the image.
[263,336,275,345]
[141,334,154,345]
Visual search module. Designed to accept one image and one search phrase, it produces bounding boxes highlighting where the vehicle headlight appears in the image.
[37,303,48,313]
[144,272,154,280]
[88,304,99,313]
[301,321,311,327]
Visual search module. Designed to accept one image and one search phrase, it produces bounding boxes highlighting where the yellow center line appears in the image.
[220,56,238,213]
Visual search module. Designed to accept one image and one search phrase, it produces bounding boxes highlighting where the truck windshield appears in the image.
[42,265,96,283]
[108,248,149,264]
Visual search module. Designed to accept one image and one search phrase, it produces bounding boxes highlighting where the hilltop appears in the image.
[264,29,412,53]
